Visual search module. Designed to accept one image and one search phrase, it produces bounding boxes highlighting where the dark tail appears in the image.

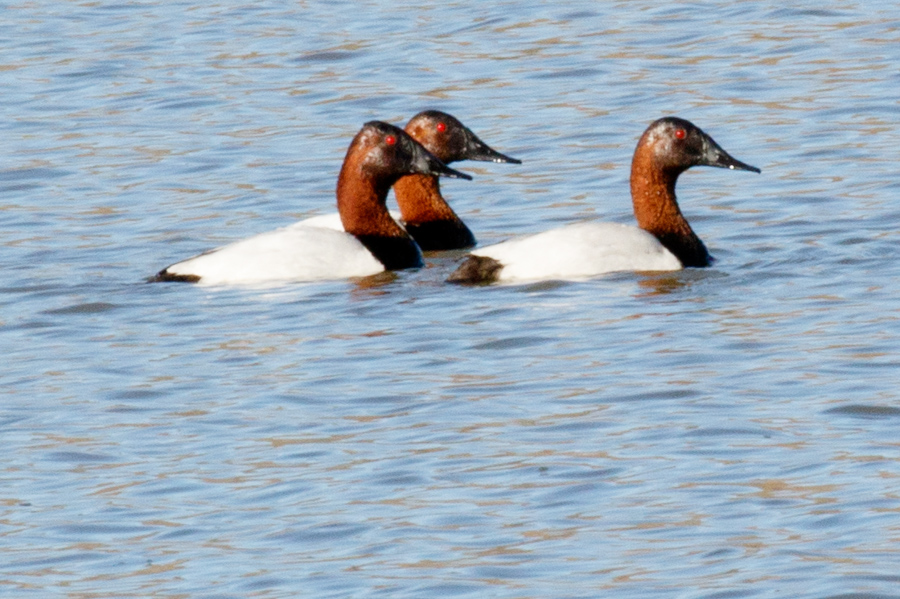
[447,255,504,285]
[147,269,201,283]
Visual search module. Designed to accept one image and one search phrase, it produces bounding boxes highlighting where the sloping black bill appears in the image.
[703,138,760,173]
[464,131,522,164]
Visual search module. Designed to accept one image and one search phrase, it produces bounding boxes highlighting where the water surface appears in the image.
[2,2,900,598]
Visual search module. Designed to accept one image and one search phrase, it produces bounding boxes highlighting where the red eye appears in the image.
[385,135,397,146]
[436,122,447,133]
[674,129,686,140]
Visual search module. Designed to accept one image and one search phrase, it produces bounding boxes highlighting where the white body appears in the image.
[298,211,403,232]
[163,223,385,285]
[471,221,682,282]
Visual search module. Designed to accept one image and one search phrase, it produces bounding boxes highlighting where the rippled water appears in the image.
[3,2,900,598]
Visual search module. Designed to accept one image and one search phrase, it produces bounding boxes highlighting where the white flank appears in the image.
[164,224,384,285]
[472,221,682,282]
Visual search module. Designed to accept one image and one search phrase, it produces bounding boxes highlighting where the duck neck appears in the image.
[394,174,458,222]
[393,174,475,250]
[336,168,422,269]
[630,157,710,267]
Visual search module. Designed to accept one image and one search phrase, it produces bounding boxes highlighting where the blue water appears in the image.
[3,2,900,598]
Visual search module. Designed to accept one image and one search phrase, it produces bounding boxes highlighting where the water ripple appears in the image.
[2,1,900,598]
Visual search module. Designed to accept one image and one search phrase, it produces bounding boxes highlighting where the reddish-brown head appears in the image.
[404,110,521,165]
[634,117,760,176]
[341,121,472,186]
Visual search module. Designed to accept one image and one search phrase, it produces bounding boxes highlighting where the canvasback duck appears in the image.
[152,121,471,285]
[448,117,760,284]
[395,110,521,250]
[300,110,521,250]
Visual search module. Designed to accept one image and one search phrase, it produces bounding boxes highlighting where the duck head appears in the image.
[637,117,760,176]
[350,121,473,185]
[404,110,521,165]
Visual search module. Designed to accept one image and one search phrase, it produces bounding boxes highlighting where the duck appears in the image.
[448,117,760,284]
[152,121,471,285]
[298,110,520,250]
